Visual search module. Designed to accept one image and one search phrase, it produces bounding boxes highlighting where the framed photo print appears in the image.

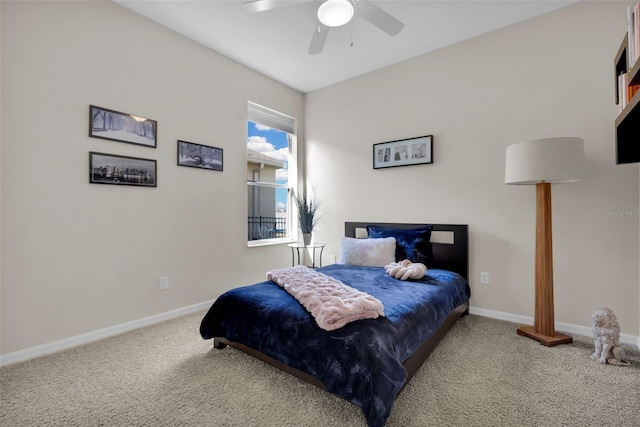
[89,152,157,187]
[89,105,157,148]
[177,140,223,171]
[373,135,433,169]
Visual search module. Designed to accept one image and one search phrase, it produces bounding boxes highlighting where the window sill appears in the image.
[247,238,296,248]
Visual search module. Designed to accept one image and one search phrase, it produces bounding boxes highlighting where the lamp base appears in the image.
[517,325,573,347]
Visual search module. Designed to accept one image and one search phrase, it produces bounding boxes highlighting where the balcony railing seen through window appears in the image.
[248,216,288,241]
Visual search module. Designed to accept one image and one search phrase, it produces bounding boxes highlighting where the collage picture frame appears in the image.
[373,135,433,169]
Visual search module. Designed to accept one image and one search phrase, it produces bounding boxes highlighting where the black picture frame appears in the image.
[373,135,433,169]
[89,105,157,148]
[177,140,223,171]
[89,152,157,187]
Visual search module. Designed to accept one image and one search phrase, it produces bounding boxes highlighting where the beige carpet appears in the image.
[1,312,639,427]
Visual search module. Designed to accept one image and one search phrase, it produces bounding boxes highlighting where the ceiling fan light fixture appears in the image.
[317,0,354,27]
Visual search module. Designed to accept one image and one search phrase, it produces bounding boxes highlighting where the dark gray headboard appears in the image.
[344,222,469,280]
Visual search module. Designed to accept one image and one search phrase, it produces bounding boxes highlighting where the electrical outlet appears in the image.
[480,272,489,285]
[160,276,169,290]
[330,254,337,264]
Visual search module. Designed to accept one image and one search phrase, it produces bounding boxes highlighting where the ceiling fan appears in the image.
[243,0,405,54]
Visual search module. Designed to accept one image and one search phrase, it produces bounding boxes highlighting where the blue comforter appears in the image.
[200,264,470,427]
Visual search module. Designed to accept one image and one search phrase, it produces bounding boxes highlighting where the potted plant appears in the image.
[294,187,320,245]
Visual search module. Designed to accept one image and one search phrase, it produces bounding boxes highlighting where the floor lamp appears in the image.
[505,137,586,347]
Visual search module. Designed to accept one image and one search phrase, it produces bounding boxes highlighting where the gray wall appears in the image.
[1,1,303,355]
[305,0,640,336]
[2,0,639,358]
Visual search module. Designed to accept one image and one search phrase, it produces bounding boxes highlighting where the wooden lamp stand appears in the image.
[506,137,585,347]
[516,182,572,346]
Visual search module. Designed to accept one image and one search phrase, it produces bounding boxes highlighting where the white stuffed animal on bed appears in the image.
[384,259,427,281]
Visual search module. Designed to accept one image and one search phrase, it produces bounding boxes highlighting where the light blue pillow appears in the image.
[339,237,397,267]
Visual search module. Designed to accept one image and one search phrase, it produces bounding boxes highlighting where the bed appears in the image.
[200,222,470,427]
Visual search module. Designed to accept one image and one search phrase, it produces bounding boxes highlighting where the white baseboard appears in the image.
[2,302,637,367]
[0,300,214,367]
[469,306,640,348]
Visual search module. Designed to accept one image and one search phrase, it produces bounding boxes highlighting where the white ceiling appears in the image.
[115,0,576,93]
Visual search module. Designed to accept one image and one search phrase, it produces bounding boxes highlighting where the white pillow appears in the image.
[339,237,396,267]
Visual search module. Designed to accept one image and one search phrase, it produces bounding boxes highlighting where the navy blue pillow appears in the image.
[366,225,433,265]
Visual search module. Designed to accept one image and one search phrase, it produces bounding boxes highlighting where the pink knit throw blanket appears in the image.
[266,265,385,331]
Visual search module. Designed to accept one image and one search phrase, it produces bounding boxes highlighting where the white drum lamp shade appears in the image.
[505,137,586,185]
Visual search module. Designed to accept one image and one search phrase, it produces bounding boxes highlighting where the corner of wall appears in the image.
[0,0,4,357]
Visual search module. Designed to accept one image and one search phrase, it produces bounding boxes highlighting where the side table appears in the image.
[288,242,326,268]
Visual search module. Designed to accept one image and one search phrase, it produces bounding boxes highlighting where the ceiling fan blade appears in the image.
[243,0,293,13]
[308,22,330,55]
[244,0,310,14]
[355,0,404,36]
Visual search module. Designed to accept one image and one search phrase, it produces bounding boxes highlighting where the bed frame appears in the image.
[214,222,469,397]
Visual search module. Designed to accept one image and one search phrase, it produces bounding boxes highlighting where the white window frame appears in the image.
[247,102,297,247]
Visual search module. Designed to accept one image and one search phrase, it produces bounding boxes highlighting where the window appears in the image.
[247,102,296,244]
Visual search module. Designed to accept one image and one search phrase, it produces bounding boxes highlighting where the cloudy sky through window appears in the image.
[247,121,290,206]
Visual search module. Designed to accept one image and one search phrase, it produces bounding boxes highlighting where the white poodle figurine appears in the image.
[384,259,427,281]
[590,307,630,366]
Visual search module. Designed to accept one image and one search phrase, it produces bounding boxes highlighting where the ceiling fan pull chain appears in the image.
[350,20,354,47]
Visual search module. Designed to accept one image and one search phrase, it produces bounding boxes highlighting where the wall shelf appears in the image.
[614,33,640,164]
